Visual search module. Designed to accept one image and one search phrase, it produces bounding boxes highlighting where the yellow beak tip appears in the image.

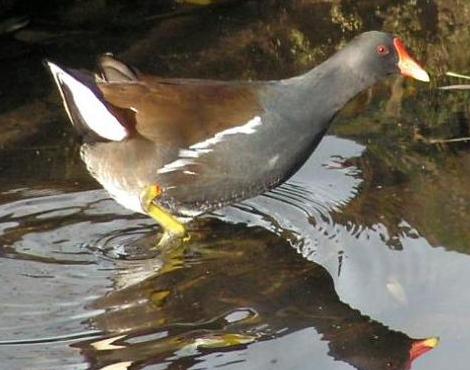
[424,337,440,348]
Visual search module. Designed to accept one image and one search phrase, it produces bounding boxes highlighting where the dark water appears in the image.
[1,1,470,369]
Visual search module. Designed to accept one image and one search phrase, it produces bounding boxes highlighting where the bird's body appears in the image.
[46,31,429,244]
[81,71,340,219]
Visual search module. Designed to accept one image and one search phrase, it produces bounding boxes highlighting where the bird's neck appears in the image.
[282,48,377,131]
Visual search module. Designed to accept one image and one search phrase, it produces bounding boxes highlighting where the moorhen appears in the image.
[46,31,429,246]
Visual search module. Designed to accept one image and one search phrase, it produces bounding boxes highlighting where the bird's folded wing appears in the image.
[98,78,266,148]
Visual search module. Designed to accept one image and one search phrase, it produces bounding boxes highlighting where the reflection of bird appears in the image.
[78,219,437,370]
[46,31,429,246]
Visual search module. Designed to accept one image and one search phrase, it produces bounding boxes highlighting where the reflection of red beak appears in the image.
[393,38,430,82]
[408,337,439,367]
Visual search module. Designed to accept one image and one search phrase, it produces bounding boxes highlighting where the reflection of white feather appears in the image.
[386,278,408,305]
[158,116,262,174]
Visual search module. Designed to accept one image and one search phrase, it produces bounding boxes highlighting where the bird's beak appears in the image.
[393,38,430,82]
[409,336,439,363]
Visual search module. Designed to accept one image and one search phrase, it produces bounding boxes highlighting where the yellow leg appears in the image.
[140,185,189,247]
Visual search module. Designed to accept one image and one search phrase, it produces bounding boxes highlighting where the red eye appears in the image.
[376,44,390,56]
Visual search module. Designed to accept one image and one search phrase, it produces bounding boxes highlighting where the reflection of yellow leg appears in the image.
[194,333,256,349]
[140,185,188,247]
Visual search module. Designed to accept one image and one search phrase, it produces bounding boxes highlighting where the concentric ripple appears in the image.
[0,135,369,369]
[2,135,465,370]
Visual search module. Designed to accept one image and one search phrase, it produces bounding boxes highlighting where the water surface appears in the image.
[1,1,470,369]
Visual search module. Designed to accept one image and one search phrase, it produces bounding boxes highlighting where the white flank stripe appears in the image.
[178,149,201,158]
[157,158,194,174]
[191,115,262,150]
[157,116,262,174]
[47,61,128,141]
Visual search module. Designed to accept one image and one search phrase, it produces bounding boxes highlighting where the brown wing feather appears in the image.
[97,77,264,148]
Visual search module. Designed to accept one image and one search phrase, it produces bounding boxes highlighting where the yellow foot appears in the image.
[157,229,191,249]
[140,185,189,248]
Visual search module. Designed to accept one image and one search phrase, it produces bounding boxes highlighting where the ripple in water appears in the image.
[0,136,447,370]
[218,136,366,261]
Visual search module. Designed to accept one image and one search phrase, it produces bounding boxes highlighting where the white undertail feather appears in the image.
[79,148,144,215]
[103,184,145,214]
[46,61,128,142]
